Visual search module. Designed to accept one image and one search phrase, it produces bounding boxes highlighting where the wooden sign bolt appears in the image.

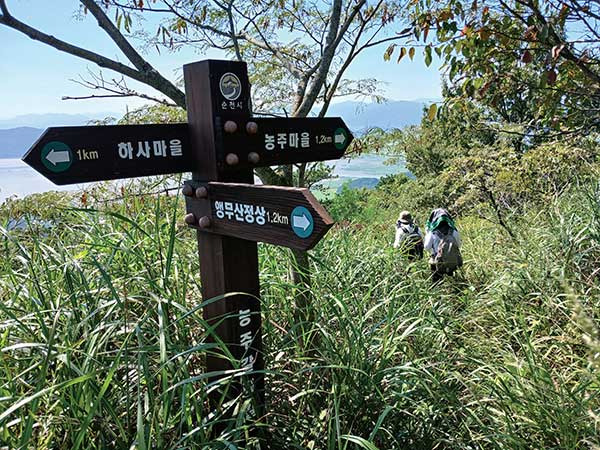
[246,121,258,134]
[224,120,238,134]
[248,152,260,164]
[225,153,240,166]
[184,213,196,225]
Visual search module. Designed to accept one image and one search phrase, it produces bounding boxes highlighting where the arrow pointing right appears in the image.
[293,213,310,231]
[219,117,353,170]
[46,149,71,166]
[334,133,346,145]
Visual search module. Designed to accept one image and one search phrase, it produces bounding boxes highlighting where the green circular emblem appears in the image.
[41,141,73,173]
[291,206,314,238]
[334,127,348,150]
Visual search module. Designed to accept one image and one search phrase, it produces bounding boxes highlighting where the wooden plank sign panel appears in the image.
[185,181,334,251]
[217,117,353,170]
[22,123,192,185]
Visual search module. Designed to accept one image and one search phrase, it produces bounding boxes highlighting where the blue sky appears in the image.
[0,0,443,120]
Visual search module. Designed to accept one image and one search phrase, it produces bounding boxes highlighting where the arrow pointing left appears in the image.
[46,148,70,166]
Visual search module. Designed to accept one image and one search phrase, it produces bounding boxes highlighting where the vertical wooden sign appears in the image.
[183,60,264,423]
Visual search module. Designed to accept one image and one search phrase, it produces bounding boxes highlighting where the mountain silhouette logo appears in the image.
[219,73,242,101]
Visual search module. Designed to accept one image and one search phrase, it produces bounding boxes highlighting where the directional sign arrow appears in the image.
[218,117,353,170]
[46,148,71,166]
[293,213,310,231]
[184,181,334,251]
[22,124,192,185]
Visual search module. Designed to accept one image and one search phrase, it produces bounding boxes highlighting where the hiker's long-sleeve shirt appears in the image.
[424,230,462,256]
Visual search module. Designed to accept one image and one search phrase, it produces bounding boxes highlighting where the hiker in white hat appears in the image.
[393,210,424,261]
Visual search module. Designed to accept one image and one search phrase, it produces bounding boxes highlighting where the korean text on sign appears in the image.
[118,139,183,159]
[214,201,266,225]
[264,132,310,151]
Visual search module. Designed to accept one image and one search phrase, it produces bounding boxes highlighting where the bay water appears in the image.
[0,154,406,204]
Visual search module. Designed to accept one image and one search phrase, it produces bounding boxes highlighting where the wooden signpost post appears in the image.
[22,59,353,429]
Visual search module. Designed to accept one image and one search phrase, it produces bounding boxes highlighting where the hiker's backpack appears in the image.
[398,224,424,259]
[432,229,463,272]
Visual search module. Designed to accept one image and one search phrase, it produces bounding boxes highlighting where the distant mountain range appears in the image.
[0,112,118,129]
[0,112,117,159]
[0,127,43,159]
[0,101,429,159]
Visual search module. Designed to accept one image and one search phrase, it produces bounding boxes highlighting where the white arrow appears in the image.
[293,213,310,231]
[334,132,346,145]
[46,149,70,166]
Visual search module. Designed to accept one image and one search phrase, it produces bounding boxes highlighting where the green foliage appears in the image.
[368,174,449,223]
[0,191,75,223]
[398,0,600,136]
[321,183,370,223]
[1,179,600,448]
[397,99,496,178]
[118,104,187,125]
[375,77,599,231]
[375,173,411,194]
[106,0,405,116]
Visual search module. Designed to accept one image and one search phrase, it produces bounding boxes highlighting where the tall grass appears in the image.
[0,180,599,448]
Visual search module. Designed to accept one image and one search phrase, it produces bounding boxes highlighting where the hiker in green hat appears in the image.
[424,208,463,281]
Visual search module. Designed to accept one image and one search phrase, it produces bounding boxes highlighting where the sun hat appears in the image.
[398,210,413,224]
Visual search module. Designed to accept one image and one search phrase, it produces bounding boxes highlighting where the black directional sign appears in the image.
[217,117,353,170]
[22,124,191,185]
[184,181,334,251]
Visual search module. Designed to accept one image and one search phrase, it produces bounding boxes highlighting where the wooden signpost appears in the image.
[22,59,353,429]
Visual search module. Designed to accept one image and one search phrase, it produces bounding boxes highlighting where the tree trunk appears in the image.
[290,163,314,329]
[290,248,313,323]
[289,247,317,351]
